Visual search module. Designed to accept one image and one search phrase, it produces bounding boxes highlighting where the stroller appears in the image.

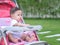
[0,0,48,45]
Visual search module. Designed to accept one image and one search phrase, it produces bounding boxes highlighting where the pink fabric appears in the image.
[9,41,26,45]
[9,31,37,45]
[0,18,11,26]
[0,0,16,18]
[24,31,37,41]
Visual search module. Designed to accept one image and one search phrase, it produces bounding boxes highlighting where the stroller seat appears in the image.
[0,18,42,45]
[0,0,48,45]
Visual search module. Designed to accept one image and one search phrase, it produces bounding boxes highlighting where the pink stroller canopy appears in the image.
[0,0,16,18]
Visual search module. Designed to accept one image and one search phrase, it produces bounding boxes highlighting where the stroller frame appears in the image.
[0,0,48,45]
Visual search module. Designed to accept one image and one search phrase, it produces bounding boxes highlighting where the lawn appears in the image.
[25,18,60,45]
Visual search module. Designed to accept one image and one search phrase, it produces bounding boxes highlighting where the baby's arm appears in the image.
[11,19,30,27]
[13,22,30,27]
[8,33,18,43]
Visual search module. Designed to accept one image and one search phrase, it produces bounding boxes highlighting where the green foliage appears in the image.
[17,0,60,16]
[25,19,60,45]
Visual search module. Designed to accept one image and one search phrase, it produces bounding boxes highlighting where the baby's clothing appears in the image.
[10,19,18,26]
[7,19,24,39]
[6,19,36,40]
[10,19,23,26]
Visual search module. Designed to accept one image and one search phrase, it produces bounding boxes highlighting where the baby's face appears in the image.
[12,10,23,21]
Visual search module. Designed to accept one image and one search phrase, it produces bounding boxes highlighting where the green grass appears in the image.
[25,19,60,45]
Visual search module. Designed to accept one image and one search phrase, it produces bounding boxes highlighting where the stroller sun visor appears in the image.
[0,0,16,18]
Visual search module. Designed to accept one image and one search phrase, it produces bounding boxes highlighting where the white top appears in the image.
[10,19,18,26]
[7,19,24,39]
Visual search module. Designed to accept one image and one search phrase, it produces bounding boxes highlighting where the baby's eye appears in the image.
[21,14,22,16]
[18,14,20,16]
[17,14,22,16]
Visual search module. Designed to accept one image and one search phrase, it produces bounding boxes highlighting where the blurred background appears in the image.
[17,0,60,19]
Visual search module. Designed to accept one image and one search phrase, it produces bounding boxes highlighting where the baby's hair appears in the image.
[10,7,21,15]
